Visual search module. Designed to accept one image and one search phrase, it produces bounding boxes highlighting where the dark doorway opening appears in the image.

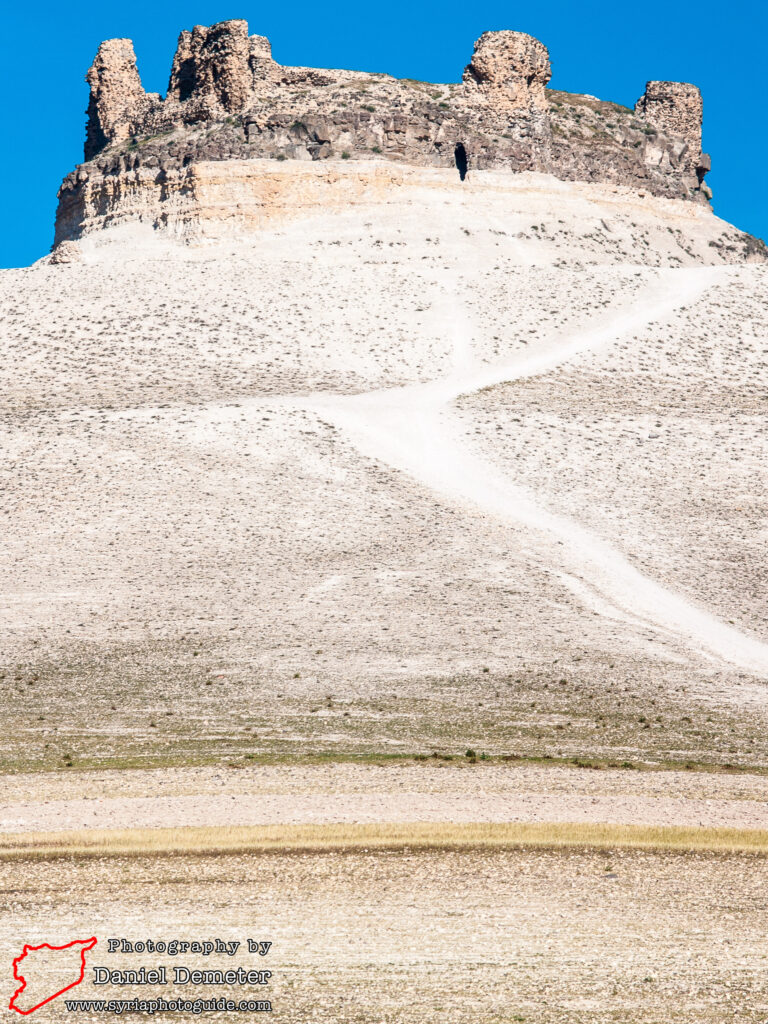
[454,143,468,181]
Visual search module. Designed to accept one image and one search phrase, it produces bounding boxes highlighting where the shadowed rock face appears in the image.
[61,20,717,245]
[167,20,252,114]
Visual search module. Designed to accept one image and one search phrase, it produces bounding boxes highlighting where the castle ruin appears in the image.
[55,20,712,244]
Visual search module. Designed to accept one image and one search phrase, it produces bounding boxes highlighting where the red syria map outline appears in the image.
[9,937,97,1015]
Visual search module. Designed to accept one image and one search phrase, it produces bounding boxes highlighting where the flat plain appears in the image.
[3,844,768,1023]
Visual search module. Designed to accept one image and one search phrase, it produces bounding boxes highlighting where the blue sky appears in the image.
[1,0,765,267]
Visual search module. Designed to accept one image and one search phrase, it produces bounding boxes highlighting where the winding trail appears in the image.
[307,265,768,677]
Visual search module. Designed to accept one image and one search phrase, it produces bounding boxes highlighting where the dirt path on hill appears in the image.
[306,266,768,676]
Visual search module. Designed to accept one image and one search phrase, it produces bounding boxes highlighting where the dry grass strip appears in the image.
[1,821,768,860]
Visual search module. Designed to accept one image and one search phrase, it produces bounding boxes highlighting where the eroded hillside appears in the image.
[1,170,767,772]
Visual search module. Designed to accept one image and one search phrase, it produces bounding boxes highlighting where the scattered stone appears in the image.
[48,240,82,264]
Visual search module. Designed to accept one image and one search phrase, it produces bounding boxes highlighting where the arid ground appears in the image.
[3,840,768,1023]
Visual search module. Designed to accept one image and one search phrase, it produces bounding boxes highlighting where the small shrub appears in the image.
[341,151,351,159]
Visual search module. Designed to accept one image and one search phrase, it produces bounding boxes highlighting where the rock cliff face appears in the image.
[58,20,716,245]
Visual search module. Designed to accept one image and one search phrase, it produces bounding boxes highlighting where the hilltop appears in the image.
[53,19,768,257]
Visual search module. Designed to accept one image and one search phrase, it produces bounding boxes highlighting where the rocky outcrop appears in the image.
[464,31,551,113]
[462,31,552,162]
[167,20,253,115]
[85,39,160,160]
[58,20,719,245]
[635,81,708,177]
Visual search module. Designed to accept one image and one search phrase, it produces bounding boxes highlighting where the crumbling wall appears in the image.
[85,39,159,159]
[635,81,706,177]
[463,31,551,113]
[167,20,253,114]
